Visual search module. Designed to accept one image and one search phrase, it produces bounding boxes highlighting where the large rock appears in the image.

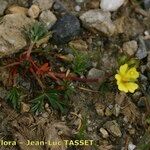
[100,0,125,12]
[6,5,28,15]
[52,14,81,44]
[2,13,34,29]
[6,0,32,7]
[80,9,115,36]
[0,14,34,58]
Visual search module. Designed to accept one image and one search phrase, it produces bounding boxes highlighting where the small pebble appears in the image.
[87,127,93,132]
[104,120,122,137]
[95,102,105,116]
[128,143,136,150]
[100,128,109,138]
[75,5,81,12]
[39,10,57,29]
[75,0,84,3]
[138,97,146,108]
[144,30,149,36]
[28,5,40,18]
[123,40,138,56]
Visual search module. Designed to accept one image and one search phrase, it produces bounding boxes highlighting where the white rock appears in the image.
[39,10,57,29]
[100,0,125,12]
[80,9,115,36]
[128,143,136,150]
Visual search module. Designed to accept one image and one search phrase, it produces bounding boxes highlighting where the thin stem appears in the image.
[26,42,35,58]
[30,68,45,90]
[0,62,21,70]
[49,72,112,83]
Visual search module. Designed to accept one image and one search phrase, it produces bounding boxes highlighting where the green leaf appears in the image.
[72,49,89,75]
[31,94,45,114]
[31,90,68,114]
[46,90,66,113]
[26,22,48,42]
[6,87,21,111]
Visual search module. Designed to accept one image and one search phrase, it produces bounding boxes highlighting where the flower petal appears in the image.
[125,82,139,93]
[118,82,128,93]
[119,64,128,76]
[126,67,139,80]
[115,74,121,81]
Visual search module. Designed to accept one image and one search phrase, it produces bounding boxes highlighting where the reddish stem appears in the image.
[48,72,110,83]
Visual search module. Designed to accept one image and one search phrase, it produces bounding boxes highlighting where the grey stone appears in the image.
[132,91,142,101]
[95,102,105,116]
[80,9,115,36]
[136,36,148,59]
[123,40,138,56]
[113,104,121,117]
[53,1,67,14]
[39,10,57,30]
[52,14,81,44]
[33,0,54,11]
[87,68,105,90]
[137,97,146,108]
[147,52,150,70]
[0,0,8,16]
[144,0,150,10]
[145,39,150,51]
[104,120,122,137]
[75,0,84,3]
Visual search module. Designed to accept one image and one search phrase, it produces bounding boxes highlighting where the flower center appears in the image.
[129,71,134,76]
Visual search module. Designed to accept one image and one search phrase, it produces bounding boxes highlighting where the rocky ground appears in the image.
[0,0,150,150]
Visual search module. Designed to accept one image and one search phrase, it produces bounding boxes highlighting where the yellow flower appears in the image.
[115,64,139,93]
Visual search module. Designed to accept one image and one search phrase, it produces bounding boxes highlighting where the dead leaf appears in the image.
[36,63,50,75]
